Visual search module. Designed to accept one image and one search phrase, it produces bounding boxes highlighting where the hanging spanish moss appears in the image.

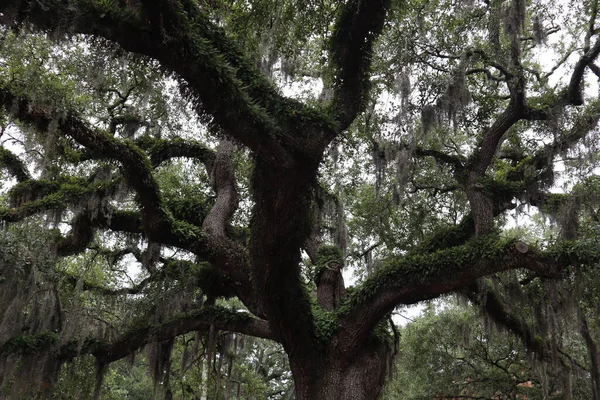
[333,199,348,254]
[472,268,587,399]
[180,338,191,372]
[319,190,349,257]
[532,15,547,45]
[501,0,526,38]
[257,36,278,81]
[488,1,502,57]
[420,105,439,135]
[147,338,175,399]
[0,227,66,397]
[437,59,472,129]
[393,68,412,107]
[91,360,107,400]
[0,351,63,399]
[371,139,414,206]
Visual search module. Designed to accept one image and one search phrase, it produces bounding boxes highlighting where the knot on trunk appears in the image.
[315,246,345,311]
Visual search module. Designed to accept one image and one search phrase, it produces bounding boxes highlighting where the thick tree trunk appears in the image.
[464,171,495,237]
[291,344,389,400]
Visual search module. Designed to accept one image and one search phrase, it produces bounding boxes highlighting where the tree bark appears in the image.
[580,313,600,400]
[290,343,389,400]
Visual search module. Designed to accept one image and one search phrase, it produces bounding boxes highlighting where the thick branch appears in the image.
[0,88,261,318]
[471,102,522,175]
[0,307,274,363]
[137,136,216,173]
[202,139,238,237]
[0,146,30,182]
[568,36,600,105]
[414,147,465,170]
[0,0,301,165]
[334,238,600,356]
[90,308,274,364]
[328,0,391,133]
[0,178,115,223]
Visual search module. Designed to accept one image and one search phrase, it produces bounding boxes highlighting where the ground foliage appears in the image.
[0,0,599,398]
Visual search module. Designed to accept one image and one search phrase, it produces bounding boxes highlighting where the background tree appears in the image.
[0,0,600,399]
[384,302,593,400]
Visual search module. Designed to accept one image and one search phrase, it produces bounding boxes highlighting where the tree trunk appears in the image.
[580,314,600,400]
[291,344,389,400]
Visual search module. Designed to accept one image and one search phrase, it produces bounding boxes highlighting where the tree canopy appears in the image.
[1,0,600,399]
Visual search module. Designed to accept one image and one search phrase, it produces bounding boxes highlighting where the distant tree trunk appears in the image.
[200,356,208,400]
[224,334,237,400]
[562,372,573,400]
[215,352,223,399]
[580,314,600,400]
[290,343,389,400]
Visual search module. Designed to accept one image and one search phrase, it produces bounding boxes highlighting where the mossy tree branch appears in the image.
[1,307,274,363]
[137,136,216,172]
[333,238,600,357]
[465,281,590,377]
[79,136,217,173]
[0,178,115,223]
[456,29,600,235]
[89,307,274,364]
[0,0,334,165]
[328,0,391,134]
[0,146,30,182]
[0,87,261,317]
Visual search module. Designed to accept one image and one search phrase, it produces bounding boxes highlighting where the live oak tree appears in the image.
[386,302,595,399]
[1,0,600,399]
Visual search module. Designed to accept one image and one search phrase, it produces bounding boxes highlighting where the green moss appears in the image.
[480,176,525,198]
[170,220,204,244]
[193,262,236,299]
[167,197,209,227]
[340,235,511,313]
[540,193,570,214]
[1,331,58,355]
[313,245,344,282]
[533,334,544,347]
[312,305,340,343]
[411,215,475,254]
[316,246,343,265]
[546,239,600,265]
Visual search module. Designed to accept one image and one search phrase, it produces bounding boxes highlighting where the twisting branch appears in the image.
[568,36,600,105]
[334,237,600,357]
[87,307,274,364]
[0,0,303,166]
[0,146,30,182]
[0,87,261,318]
[139,136,216,173]
[471,102,523,175]
[202,139,238,237]
[413,147,465,169]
